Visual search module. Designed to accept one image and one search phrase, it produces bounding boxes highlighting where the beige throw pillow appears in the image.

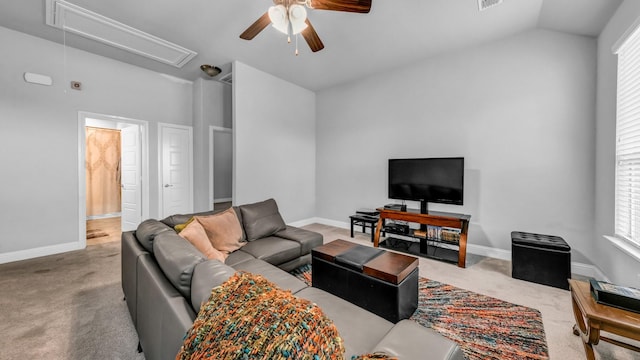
[196,208,245,255]
[178,219,226,262]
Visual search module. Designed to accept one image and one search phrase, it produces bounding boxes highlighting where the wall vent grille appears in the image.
[478,0,503,11]
[45,0,197,68]
[219,73,233,85]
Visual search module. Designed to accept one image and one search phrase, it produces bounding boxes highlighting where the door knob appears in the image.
[164,184,173,188]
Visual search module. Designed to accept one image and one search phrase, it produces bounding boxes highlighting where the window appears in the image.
[614,24,640,249]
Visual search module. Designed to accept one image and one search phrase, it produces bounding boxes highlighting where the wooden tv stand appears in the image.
[373,208,470,268]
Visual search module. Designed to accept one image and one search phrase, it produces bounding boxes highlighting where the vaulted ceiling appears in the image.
[0,0,622,90]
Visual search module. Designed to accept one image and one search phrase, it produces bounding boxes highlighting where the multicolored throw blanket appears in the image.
[177,272,345,360]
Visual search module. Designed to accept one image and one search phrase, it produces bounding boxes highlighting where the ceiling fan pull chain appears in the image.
[295,34,299,56]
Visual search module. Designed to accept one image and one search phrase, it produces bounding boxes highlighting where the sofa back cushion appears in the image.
[162,210,218,228]
[135,219,174,253]
[153,232,206,300]
[239,198,287,241]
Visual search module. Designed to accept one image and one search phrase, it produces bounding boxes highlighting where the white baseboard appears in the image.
[467,243,511,260]
[571,262,610,282]
[0,241,84,265]
[293,217,607,280]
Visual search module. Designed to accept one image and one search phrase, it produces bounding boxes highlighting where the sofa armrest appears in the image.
[372,320,464,360]
[275,226,323,254]
[190,260,237,311]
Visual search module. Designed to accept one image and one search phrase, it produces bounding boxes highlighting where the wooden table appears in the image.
[373,208,470,268]
[569,279,640,359]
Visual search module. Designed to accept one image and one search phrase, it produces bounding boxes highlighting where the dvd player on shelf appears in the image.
[384,204,407,211]
[384,224,410,235]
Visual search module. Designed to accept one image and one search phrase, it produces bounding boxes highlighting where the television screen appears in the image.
[388,157,464,206]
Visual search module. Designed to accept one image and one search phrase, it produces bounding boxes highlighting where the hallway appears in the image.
[86,217,121,246]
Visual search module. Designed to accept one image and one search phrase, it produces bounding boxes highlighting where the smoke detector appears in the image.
[478,0,503,11]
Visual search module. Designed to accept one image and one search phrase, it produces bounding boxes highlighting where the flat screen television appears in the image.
[388,157,464,213]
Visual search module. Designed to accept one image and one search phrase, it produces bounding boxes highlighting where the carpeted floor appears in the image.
[0,241,143,360]
[291,264,548,360]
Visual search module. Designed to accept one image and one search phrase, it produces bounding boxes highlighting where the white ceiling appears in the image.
[0,0,622,91]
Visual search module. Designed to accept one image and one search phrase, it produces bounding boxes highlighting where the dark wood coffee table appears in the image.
[569,279,640,359]
[311,239,419,323]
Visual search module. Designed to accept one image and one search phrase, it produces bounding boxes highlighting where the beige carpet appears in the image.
[0,223,638,359]
[0,241,143,360]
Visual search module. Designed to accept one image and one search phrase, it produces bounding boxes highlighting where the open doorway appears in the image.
[85,126,122,245]
[78,112,149,248]
[209,126,233,211]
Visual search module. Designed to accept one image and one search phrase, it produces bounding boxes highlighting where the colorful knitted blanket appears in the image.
[177,271,345,360]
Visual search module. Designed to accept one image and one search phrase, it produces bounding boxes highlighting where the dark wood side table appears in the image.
[569,279,640,359]
[349,214,380,242]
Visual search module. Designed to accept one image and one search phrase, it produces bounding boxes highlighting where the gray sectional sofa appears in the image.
[121,198,464,360]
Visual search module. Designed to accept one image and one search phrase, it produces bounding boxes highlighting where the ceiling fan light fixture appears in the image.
[200,64,221,77]
[268,5,289,34]
[289,4,308,35]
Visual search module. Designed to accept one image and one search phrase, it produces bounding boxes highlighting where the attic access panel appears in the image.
[45,0,197,68]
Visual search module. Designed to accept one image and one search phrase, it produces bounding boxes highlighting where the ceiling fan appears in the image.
[239,0,372,53]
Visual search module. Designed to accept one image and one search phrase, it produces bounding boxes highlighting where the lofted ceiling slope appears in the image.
[0,0,623,91]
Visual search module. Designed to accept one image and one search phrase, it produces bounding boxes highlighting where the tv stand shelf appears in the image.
[374,208,471,268]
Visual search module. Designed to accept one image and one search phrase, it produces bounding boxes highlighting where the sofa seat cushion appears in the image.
[239,198,287,241]
[239,236,301,265]
[275,226,324,254]
[153,233,206,301]
[372,320,464,360]
[296,287,394,358]
[232,259,308,295]
[136,219,174,253]
[224,250,255,267]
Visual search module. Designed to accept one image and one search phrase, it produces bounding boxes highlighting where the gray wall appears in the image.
[316,29,597,263]
[0,26,192,260]
[193,78,232,212]
[595,0,640,287]
[233,61,316,222]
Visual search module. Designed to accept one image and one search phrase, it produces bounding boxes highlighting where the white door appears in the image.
[160,124,193,218]
[120,125,141,231]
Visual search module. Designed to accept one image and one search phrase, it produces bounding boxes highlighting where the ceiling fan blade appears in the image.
[239,12,271,40]
[301,19,324,52]
[309,0,372,13]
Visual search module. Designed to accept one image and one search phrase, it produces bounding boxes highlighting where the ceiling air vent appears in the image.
[45,0,197,68]
[478,0,503,11]
[218,73,233,85]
